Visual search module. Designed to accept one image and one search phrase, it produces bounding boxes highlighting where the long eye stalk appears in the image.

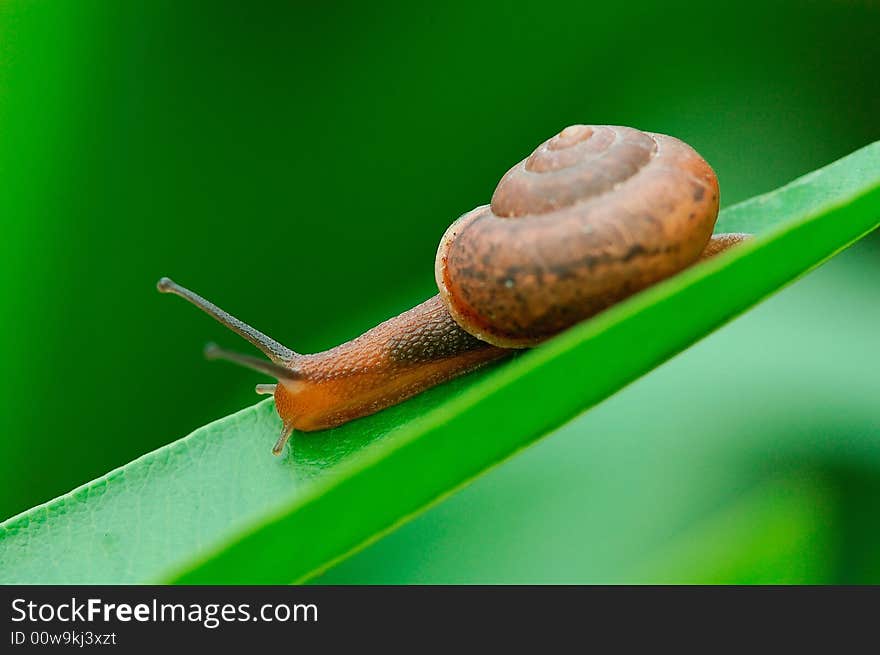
[157,277,296,363]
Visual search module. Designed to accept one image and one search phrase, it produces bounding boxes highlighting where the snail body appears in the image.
[159,125,748,455]
[270,295,508,435]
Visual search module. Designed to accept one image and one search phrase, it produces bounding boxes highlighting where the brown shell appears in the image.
[435,125,719,348]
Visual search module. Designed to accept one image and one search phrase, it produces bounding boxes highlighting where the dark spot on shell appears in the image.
[459,266,487,282]
[580,253,601,270]
[546,263,577,279]
[622,244,647,262]
[692,184,705,201]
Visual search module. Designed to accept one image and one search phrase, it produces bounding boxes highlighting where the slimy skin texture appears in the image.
[274,295,507,431]
[436,125,721,347]
[159,124,750,451]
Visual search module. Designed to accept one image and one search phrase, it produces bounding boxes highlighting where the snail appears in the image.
[159,125,749,455]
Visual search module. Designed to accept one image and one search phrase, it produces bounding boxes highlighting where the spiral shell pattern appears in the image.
[435,125,719,347]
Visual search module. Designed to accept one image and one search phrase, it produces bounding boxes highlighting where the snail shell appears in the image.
[435,125,720,347]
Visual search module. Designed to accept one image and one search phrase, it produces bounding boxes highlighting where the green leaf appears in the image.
[2,143,879,584]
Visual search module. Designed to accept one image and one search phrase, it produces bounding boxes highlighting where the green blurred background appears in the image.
[1,0,878,582]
